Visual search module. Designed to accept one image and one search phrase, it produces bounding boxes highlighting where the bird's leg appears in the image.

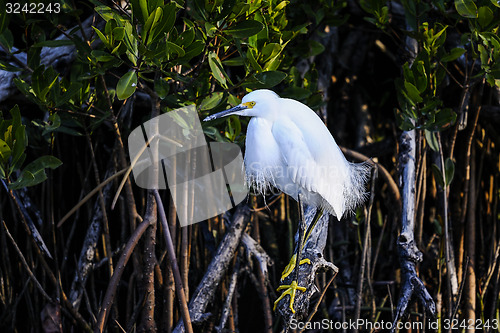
[279,207,324,280]
[273,194,310,314]
[303,207,324,244]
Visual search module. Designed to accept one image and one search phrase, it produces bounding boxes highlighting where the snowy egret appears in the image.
[204,89,370,313]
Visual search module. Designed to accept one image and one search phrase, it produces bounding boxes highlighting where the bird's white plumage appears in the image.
[206,89,370,218]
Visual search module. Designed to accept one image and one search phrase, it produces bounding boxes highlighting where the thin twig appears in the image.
[353,168,377,332]
[299,269,338,333]
[154,190,194,333]
[2,220,53,303]
[215,259,240,333]
[57,168,127,227]
[94,218,155,332]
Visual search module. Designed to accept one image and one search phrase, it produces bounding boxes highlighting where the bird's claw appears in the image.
[280,253,311,281]
[273,280,307,314]
[274,255,311,314]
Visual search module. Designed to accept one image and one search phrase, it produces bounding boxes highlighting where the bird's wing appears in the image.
[271,118,347,216]
[271,118,324,193]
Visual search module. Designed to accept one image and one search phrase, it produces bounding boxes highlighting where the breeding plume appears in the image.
[204,89,370,313]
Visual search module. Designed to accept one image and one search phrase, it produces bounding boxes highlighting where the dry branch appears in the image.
[68,168,113,310]
[274,207,338,329]
[392,130,436,330]
[215,258,240,333]
[154,190,193,333]
[138,192,157,332]
[173,204,251,333]
[2,180,53,259]
[94,215,155,333]
[241,233,273,278]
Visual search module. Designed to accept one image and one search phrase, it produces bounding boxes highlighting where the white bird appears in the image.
[204,89,370,313]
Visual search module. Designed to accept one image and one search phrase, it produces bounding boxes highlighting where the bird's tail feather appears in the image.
[343,161,372,215]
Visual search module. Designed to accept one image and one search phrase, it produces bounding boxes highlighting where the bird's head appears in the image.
[203,89,280,121]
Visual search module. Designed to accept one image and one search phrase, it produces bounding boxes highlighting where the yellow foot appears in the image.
[280,253,311,281]
[273,281,307,314]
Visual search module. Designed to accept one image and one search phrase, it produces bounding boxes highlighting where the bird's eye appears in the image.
[249,101,256,106]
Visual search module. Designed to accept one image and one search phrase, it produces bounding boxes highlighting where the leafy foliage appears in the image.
[0,106,62,189]
[1,0,500,331]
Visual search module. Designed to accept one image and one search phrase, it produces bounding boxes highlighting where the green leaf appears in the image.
[404,81,423,104]
[39,69,59,102]
[25,155,62,172]
[178,40,204,62]
[455,0,478,18]
[31,66,44,99]
[0,5,9,35]
[441,47,466,62]
[95,5,122,23]
[0,138,11,164]
[424,129,439,152]
[223,57,245,66]
[139,0,149,24]
[9,170,35,190]
[154,78,169,99]
[152,4,177,41]
[242,71,287,89]
[113,27,125,41]
[225,115,241,141]
[116,71,138,100]
[227,94,241,107]
[246,49,263,72]
[402,62,415,86]
[105,19,118,36]
[42,113,61,135]
[147,0,163,16]
[0,59,22,72]
[308,40,325,56]
[478,44,488,66]
[253,71,287,87]
[261,43,282,63]
[433,218,443,235]
[123,22,138,66]
[176,28,195,48]
[9,156,62,190]
[275,0,289,12]
[92,27,110,49]
[10,106,26,173]
[200,92,224,110]
[281,86,312,100]
[478,6,493,28]
[166,41,185,57]
[208,52,228,88]
[431,163,445,187]
[143,7,163,45]
[414,61,427,93]
[10,104,21,133]
[491,0,500,8]
[56,82,83,107]
[0,29,14,52]
[32,39,74,48]
[91,50,115,62]
[445,158,455,186]
[205,22,217,37]
[225,20,264,38]
[433,108,456,129]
